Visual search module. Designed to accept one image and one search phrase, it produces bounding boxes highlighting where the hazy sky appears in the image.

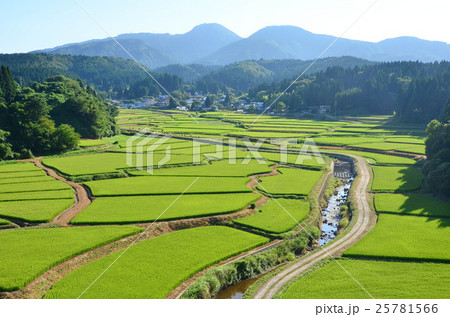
[1,0,449,53]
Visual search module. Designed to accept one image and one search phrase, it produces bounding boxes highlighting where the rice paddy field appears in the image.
[84,176,251,196]
[256,167,324,196]
[72,193,260,224]
[45,226,269,298]
[371,166,423,192]
[233,198,310,233]
[0,225,143,291]
[2,110,448,300]
[281,259,450,299]
[343,214,450,262]
[374,193,450,218]
[0,162,74,222]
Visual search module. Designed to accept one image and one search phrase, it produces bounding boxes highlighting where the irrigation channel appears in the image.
[215,157,355,299]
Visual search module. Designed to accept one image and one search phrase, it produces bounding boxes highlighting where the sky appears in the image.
[1,0,449,53]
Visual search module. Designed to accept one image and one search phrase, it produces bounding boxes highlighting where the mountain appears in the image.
[33,24,449,69]
[0,53,153,93]
[116,23,241,64]
[35,38,176,69]
[36,23,241,68]
[198,25,450,64]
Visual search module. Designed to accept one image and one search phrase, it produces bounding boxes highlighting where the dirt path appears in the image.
[29,158,92,226]
[251,154,376,299]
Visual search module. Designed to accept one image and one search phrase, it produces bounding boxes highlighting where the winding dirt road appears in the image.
[31,158,91,226]
[252,154,376,299]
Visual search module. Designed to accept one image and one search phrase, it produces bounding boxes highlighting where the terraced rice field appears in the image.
[0,162,74,222]
[281,259,450,298]
[344,214,450,262]
[0,225,143,291]
[256,167,324,196]
[84,176,251,196]
[374,193,450,218]
[72,193,260,224]
[43,152,200,176]
[321,149,418,165]
[128,159,272,177]
[371,166,423,192]
[233,198,310,233]
[45,226,269,298]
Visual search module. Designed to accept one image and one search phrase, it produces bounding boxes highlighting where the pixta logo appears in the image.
[126,129,172,174]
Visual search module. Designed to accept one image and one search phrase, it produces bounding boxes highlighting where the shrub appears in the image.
[339,218,349,229]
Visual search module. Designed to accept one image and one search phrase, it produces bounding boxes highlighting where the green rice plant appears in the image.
[44,226,269,298]
[0,199,74,222]
[0,225,143,291]
[0,189,74,202]
[0,176,54,185]
[43,152,197,176]
[282,259,450,299]
[233,198,310,233]
[84,176,252,196]
[371,166,423,192]
[0,178,71,193]
[344,214,450,262]
[374,193,450,218]
[128,159,272,177]
[0,162,39,173]
[256,167,324,196]
[259,151,325,169]
[72,193,260,224]
[321,149,418,165]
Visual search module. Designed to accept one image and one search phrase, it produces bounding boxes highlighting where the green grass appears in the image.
[128,159,272,177]
[0,176,54,185]
[372,166,423,192]
[282,259,450,298]
[344,214,450,262]
[85,176,251,196]
[233,198,310,233]
[0,170,46,179]
[256,167,323,196]
[43,152,197,176]
[259,151,325,169]
[374,193,450,218]
[0,178,71,193]
[45,226,269,298]
[72,193,260,224]
[0,189,74,202]
[352,142,426,154]
[0,225,143,291]
[0,218,11,226]
[321,149,418,165]
[0,162,40,173]
[0,199,74,222]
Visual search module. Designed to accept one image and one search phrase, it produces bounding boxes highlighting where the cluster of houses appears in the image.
[115,94,333,115]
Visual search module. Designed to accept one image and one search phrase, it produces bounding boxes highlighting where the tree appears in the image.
[0,129,13,160]
[52,124,80,152]
[205,96,213,108]
[276,101,286,113]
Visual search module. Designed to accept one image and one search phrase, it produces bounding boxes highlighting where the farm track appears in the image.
[1,165,280,298]
[28,158,92,226]
[251,154,377,299]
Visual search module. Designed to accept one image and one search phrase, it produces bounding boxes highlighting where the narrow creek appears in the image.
[214,158,354,299]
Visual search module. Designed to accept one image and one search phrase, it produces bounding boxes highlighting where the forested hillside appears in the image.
[246,61,450,123]
[0,65,118,159]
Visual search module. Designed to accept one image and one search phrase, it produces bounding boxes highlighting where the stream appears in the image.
[214,158,354,299]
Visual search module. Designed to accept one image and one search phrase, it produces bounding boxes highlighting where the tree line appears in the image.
[0,65,118,160]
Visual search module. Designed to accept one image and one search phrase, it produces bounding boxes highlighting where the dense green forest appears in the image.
[247,61,450,123]
[0,65,118,159]
[424,99,450,198]
[1,54,448,123]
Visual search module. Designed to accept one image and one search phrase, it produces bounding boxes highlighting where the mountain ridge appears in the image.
[33,23,450,68]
